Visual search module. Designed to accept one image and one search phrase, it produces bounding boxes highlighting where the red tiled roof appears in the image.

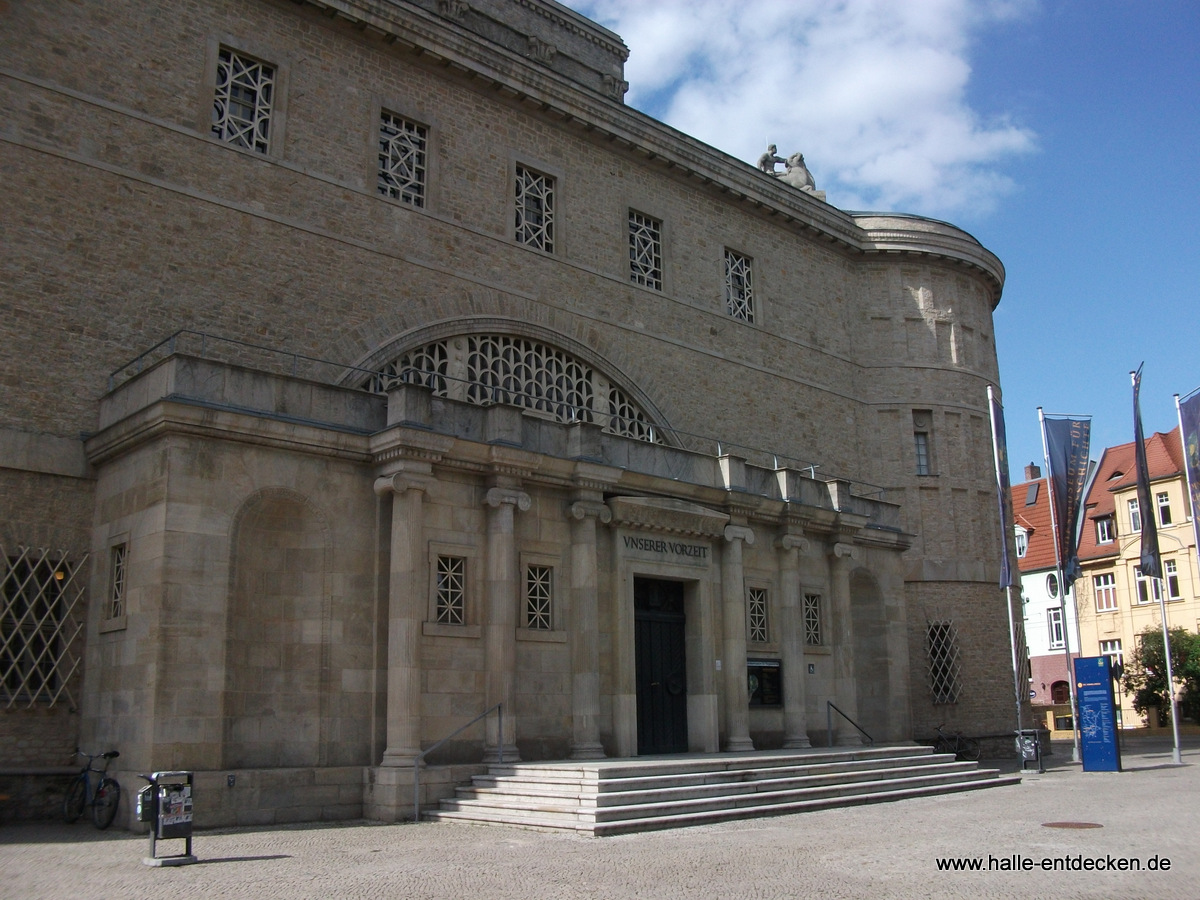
[1077,427,1182,562]
[1013,477,1058,572]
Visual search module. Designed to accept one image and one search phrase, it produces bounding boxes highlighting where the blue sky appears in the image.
[567,0,1200,476]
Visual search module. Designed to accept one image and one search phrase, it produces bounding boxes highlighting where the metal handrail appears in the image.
[826,700,874,746]
[412,702,503,823]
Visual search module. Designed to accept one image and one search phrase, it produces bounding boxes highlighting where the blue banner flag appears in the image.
[1132,365,1161,578]
[1043,415,1091,587]
[989,388,1013,588]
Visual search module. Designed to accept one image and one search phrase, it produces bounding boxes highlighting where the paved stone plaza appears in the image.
[2,738,1195,900]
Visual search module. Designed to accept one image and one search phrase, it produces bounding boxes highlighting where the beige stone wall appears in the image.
[1,0,1017,790]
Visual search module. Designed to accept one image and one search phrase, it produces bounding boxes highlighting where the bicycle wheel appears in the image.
[92,778,121,829]
[957,738,981,762]
[932,737,952,756]
[63,776,87,823]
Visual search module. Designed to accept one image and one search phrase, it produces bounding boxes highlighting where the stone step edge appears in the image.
[444,769,1011,820]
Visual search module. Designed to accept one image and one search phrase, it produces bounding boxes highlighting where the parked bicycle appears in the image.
[63,749,121,829]
[933,724,980,762]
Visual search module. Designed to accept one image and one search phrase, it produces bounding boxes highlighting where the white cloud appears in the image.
[570,0,1037,217]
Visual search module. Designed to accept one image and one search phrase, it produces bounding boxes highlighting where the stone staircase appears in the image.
[424,746,1020,835]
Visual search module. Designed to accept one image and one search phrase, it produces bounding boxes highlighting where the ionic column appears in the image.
[776,534,812,748]
[374,470,432,767]
[568,499,611,759]
[483,486,531,762]
[829,541,861,746]
[722,524,756,752]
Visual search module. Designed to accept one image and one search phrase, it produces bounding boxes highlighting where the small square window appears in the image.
[628,210,662,290]
[747,587,768,643]
[525,564,553,629]
[515,166,555,252]
[212,47,275,153]
[378,112,427,207]
[435,555,466,625]
[1014,529,1028,558]
[1095,517,1114,544]
[107,543,127,620]
[803,593,822,646]
[724,250,754,323]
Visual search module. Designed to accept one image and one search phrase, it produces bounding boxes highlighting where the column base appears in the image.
[483,744,521,764]
[379,748,421,767]
[723,736,756,752]
[782,736,812,749]
[569,741,606,760]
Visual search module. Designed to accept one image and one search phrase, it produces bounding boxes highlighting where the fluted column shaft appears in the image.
[483,486,530,762]
[568,499,610,759]
[722,524,756,751]
[777,535,812,748]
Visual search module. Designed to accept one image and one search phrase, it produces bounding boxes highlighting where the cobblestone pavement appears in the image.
[2,738,1196,900]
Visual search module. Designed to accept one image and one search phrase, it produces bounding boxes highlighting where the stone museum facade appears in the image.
[0,0,1021,825]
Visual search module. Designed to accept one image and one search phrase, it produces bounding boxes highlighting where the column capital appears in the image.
[373,472,433,497]
[569,500,612,523]
[774,534,811,555]
[831,542,860,561]
[485,487,532,511]
[724,524,755,545]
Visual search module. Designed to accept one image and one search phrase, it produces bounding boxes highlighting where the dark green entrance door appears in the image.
[634,578,688,755]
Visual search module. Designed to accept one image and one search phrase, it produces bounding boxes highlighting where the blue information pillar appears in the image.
[1074,656,1122,772]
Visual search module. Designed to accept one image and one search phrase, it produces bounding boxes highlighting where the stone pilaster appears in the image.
[722,524,756,751]
[776,533,812,748]
[373,469,432,767]
[568,498,611,759]
[829,541,862,746]
[483,485,531,762]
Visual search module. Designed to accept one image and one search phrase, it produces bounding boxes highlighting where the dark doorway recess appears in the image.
[634,577,688,754]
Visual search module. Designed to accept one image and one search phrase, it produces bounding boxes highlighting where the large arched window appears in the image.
[365,334,661,442]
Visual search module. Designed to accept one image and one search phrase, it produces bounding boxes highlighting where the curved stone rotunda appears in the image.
[0,0,1024,826]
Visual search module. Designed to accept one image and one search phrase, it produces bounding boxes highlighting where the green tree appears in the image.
[1121,627,1200,725]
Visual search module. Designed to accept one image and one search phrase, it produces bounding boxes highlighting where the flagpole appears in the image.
[1039,407,1082,764]
[1136,372,1181,765]
[988,386,1025,742]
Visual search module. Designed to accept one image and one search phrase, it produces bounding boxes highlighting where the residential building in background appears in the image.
[1014,465,1079,731]
[1076,427,1199,727]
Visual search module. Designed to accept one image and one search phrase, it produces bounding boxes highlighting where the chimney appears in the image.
[1024,463,1041,481]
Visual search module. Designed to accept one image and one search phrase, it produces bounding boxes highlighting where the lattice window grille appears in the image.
[1,546,87,709]
[212,47,275,153]
[724,250,754,323]
[378,112,428,207]
[108,543,127,620]
[803,593,822,646]
[628,211,662,290]
[747,587,768,643]
[525,565,553,630]
[926,619,962,704]
[367,336,659,442]
[515,166,554,252]
[435,556,466,625]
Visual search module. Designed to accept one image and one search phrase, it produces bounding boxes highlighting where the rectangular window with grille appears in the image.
[378,111,428,207]
[926,620,961,704]
[628,210,662,290]
[212,47,275,153]
[724,249,754,323]
[515,165,554,252]
[2,548,85,707]
[747,587,768,643]
[435,555,466,625]
[108,542,127,620]
[803,593,822,646]
[1093,572,1117,612]
[525,564,553,630]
